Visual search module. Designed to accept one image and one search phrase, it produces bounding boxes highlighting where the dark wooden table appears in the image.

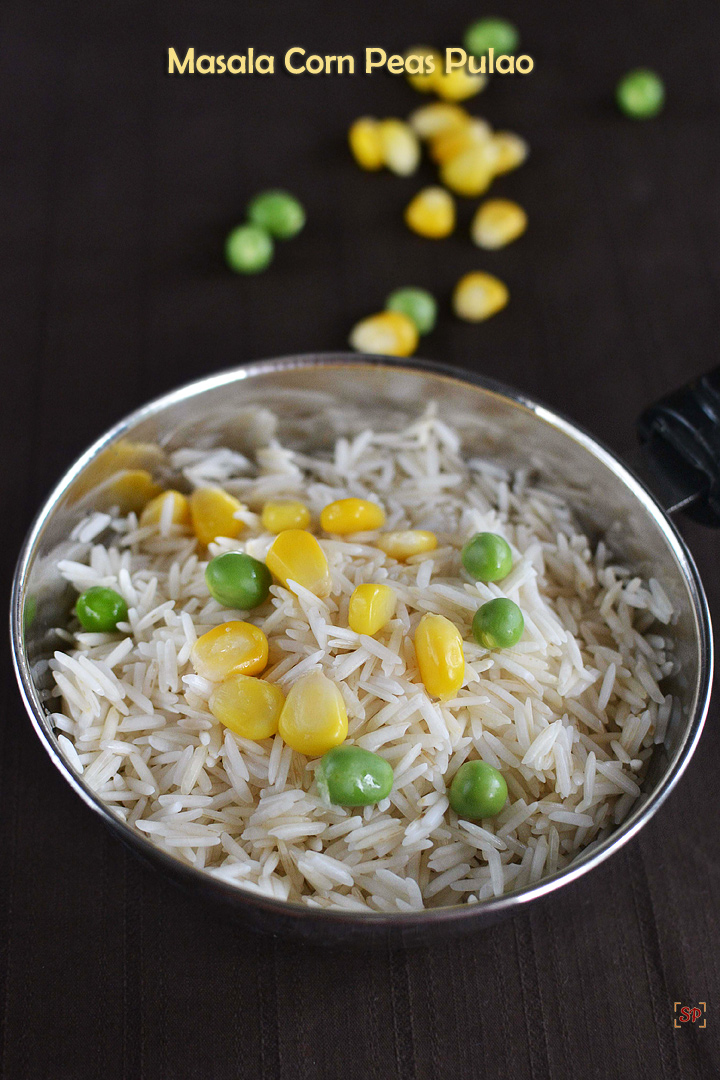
[2,2,719,1077]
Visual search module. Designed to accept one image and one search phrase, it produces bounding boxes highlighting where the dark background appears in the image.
[2,1,720,1077]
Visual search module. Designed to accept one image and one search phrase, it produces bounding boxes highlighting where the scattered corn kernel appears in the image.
[189,487,245,545]
[349,311,419,358]
[348,583,397,636]
[404,186,456,239]
[209,673,284,740]
[491,131,529,175]
[453,272,509,322]
[409,102,469,140]
[278,670,348,756]
[76,440,165,502]
[348,116,384,171]
[100,439,167,474]
[266,529,331,597]
[139,490,191,528]
[191,621,269,681]
[440,145,496,197]
[434,66,487,102]
[429,117,493,165]
[261,499,311,533]
[414,613,465,698]
[108,470,163,514]
[404,46,442,93]
[376,530,438,560]
[471,199,528,250]
[378,119,421,176]
[320,497,385,534]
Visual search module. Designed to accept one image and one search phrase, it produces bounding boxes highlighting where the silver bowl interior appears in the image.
[11,355,712,937]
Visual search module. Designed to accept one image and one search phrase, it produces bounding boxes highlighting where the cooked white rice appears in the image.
[49,411,677,911]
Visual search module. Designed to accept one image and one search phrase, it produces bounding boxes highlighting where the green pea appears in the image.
[205,552,272,610]
[472,597,524,649]
[316,745,394,807]
[461,532,513,582]
[225,224,274,274]
[75,587,129,632]
[463,17,519,59]
[23,594,37,632]
[386,287,437,336]
[247,190,306,240]
[450,760,507,819]
[616,69,665,119]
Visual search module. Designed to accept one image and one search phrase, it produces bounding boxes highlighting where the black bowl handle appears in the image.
[638,366,720,526]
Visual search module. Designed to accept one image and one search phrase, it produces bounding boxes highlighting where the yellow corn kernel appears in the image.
[320,497,385,534]
[453,272,509,322]
[191,621,269,681]
[348,584,396,636]
[349,116,384,171]
[471,199,528,250]
[404,46,442,93]
[139,490,191,528]
[100,439,166,474]
[266,529,331,597]
[404,187,456,239]
[278,670,348,756]
[492,131,529,175]
[408,102,469,140]
[440,145,496,197]
[429,117,492,165]
[261,499,311,534]
[189,487,244,545]
[73,440,166,504]
[434,66,487,102]
[378,119,421,176]
[377,530,438,560]
[349,311,419,358]
[414,613,465,698]
[108,470,163,514]
[209,673,284,740]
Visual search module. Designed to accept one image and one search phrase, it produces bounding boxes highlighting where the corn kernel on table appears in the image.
[2,1,720,1077]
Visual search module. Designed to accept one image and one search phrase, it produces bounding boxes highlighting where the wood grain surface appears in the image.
[2,2,719,1077]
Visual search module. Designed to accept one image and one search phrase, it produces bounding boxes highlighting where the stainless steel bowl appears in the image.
[10,355,712,943]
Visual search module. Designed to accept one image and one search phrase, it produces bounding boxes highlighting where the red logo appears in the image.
[674,1002,707,1028]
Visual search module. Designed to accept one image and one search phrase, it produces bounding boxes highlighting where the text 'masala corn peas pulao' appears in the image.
[50,411,676,911]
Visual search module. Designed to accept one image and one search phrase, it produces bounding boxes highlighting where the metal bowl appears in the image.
[10,355,712,944]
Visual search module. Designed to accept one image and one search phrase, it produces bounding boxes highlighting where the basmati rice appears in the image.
[49,411,676,911]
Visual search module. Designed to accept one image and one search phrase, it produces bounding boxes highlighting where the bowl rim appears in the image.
[10,352,714,929]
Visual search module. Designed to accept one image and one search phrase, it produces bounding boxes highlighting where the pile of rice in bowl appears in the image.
[49,411,677,912]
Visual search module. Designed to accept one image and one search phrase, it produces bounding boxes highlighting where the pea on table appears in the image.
[616,68,665,119]
[225,223,274,274]
[225,189,306,274]
[386,287,438,335]
[463,16,520,59]
[247,189,306,239]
